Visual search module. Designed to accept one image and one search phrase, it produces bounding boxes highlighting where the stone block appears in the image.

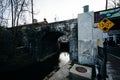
[69,64,92,80]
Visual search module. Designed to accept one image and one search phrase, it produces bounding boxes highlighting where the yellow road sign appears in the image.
[97,18,115,32]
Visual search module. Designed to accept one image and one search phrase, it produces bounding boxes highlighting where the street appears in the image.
[107,51,120,80]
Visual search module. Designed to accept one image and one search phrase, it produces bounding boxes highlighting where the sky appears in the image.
[30,0,106,23]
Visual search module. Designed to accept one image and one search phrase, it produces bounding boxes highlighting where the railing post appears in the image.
[103,46,107,80]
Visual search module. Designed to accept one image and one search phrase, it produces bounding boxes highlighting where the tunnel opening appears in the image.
[59,42,69,52]
[57,35,70,69]
[58,35,70,53]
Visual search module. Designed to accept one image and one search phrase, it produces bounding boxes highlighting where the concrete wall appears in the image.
[69,26,78,61]
[78,12,93,40]
[78,12,103,65]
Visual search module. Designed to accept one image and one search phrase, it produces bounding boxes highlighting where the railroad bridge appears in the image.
[0,19,77,67]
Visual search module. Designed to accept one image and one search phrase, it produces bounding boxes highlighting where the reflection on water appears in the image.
[59,52,70,67]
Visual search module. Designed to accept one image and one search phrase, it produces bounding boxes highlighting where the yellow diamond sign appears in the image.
[97,18,115,32]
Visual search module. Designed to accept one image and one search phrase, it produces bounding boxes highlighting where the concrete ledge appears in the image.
[69,64,92,80]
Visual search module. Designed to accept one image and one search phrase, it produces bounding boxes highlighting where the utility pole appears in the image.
[119,0,120,7]
[106,0,108,10]
[11,0,14,27]
[31,0,34,23]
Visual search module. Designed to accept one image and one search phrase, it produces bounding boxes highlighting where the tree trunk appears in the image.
[16,0,25,26]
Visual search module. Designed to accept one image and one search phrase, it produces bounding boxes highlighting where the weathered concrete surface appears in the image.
[70,64,92,80]
[78,12,98,65]
[46,62,71,80]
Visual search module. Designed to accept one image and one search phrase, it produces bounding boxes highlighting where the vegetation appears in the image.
[0,0,31,27]
[107,0,120,9]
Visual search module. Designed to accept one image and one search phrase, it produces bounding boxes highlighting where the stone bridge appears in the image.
[0,19,77,67]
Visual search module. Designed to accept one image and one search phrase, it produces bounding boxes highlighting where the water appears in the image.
[59,52,70,68]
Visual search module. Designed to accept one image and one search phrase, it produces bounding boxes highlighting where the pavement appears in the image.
[106,53,120,80]
[44,62,71,80]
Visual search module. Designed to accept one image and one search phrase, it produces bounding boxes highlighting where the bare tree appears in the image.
[107,0,120,9]
[11,0,31,26]
[117,0,120,7]
[0,0,10,27]
[0,0,31,27]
